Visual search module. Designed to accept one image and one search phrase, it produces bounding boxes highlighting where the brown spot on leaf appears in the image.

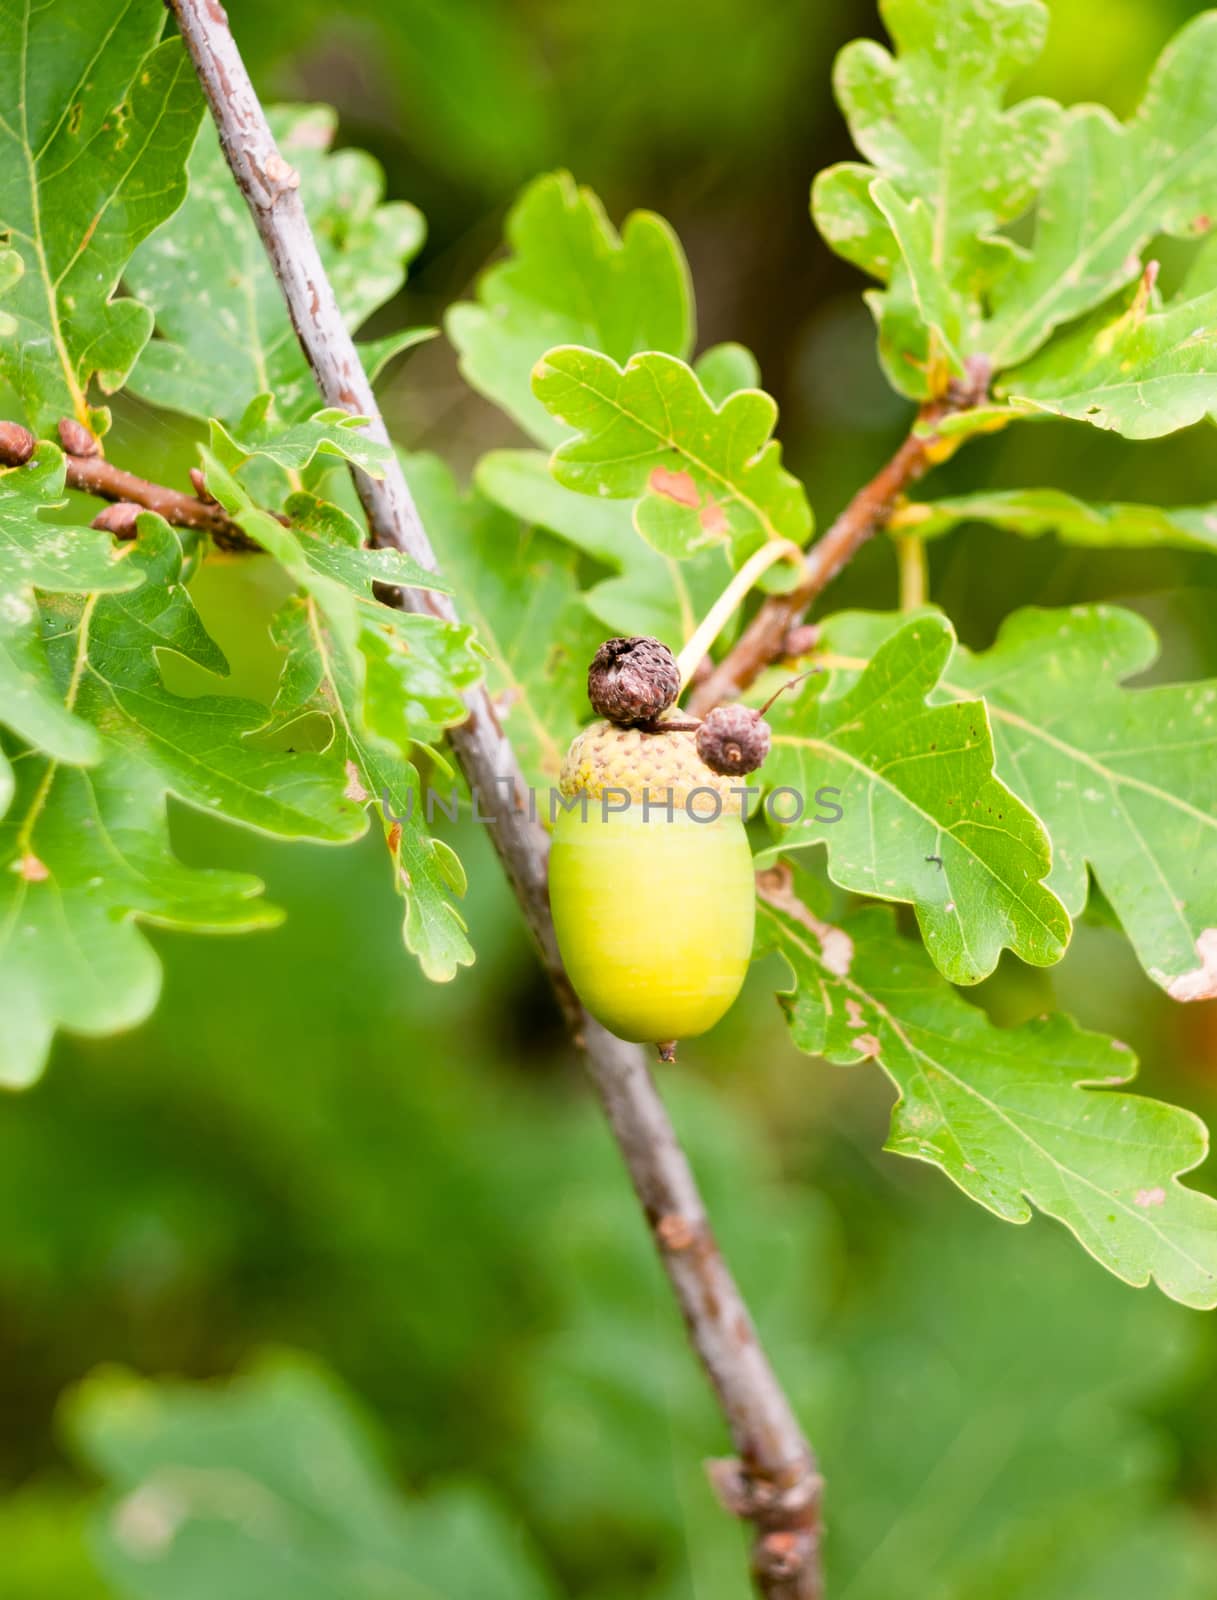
[1162,928,1217,1001]
[757,862,854,976]
[699,502,728,536]
[1195,214,1212,234]
[854,1033,881,1058]
[649,466,700,508]
[387,822,402,854]
[19,854,49,882]
[1134,1186,1166,1208]
[343,760,369,802]
[845,998,867,1029]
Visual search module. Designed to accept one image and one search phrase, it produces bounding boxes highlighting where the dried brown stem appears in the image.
[0,422,258,551]
[688,364,989,717]
[169,1,822,1592]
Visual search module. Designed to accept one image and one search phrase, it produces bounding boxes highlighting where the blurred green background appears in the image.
[7,1,1217,1595]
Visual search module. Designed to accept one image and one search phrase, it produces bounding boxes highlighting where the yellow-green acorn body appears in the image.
[549,719,755,1046]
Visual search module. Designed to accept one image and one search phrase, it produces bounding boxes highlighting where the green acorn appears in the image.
[549,639,767,1053]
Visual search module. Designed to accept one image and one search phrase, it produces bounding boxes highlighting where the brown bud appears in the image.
[0,421,37,466]
[57,417,101,457]
[587,636,680,726]
[91,502,141,538]
[696,704,771,776]
[189,466,218,505]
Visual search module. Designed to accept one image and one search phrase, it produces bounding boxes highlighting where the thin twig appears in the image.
[0,420,258,551]
[687,364,989,716]
[168,3,823,1593]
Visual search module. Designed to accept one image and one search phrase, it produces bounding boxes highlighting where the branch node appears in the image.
[57,417,102,458]
[755,1529,817,1582]
[656,1213,698,1252]
[0,421,37,466]
[707,1455,822,1525]
[248,146,300,206]
[189,466,218,504]
[781,623,820,660]
[91,502,141,538]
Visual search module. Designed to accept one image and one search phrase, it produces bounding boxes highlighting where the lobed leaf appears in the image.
[475,339,769,645]
[532,347,812,563]
[1001,257,1217,439]
[759,867,1217,1307]
[213,394,394,482]
[825,1215,1214,1600]
[761,612,1069,983]
[474,448,737,647]
[0,0,203,435]
[0,247,21,337]
[816,5,1217,408]
[814,605,1217,1000]
[126,105,427,426]
[891,486,1217,552]
[0,515,364,1086]
[404,452,604,792]
[68,1358,558,1600]
[0,445,143,789]
[202,444,481,982]
[812,0,1059,395]
[985,12,1217,369]
[446,170,693,446]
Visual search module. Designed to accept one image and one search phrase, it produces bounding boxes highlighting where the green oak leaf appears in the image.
[1000,259,1217,439]
[0,0,203,435]
[277,494,481,752]
[951,607,1217,1002]
[67,1358,558,1600]
[473,448,737,647]
[278,493,445,617]
[762,613,1069,984]
[532,347,812,564]
[446,170,692,447]
[0,247,21,337]
[475,340,768,644]
[985,11,1217,369]
[0,516,364,1086]
[214,395,394,482]
[812,0,1060,396]
[127,104,428,426]
[693,341,762,405]
[474,447,631,568]
[826,1215,1214,1600]
[266,598,476,983]
[813,605,1217,1000]
[891,486,1217,552]
[758,869,1217,1307]
[202,445,481,982]
[405,452,604,792]
[0,445,142,793]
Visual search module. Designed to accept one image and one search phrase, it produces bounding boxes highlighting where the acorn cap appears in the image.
[696,704,771,776]
[587,636,680,725]
[560,719,745,815]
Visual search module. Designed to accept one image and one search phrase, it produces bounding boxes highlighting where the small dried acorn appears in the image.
[697,704,771,776]
[587,635,681,726]
[549,639,767,1051]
